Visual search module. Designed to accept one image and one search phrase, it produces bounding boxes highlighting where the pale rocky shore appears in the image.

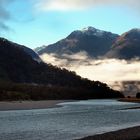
[0,100,66,111]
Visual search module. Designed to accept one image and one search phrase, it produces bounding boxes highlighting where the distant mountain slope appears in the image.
[36,27,119,57]
[106,29,140,59]
[0,38,123,99]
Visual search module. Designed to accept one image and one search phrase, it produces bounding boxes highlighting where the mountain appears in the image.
[0,37,84,85]
[0,37,123,100]
[36,27,119,57]
[0,38,41,62]
[0,37,41,82]
[106,29,140,59]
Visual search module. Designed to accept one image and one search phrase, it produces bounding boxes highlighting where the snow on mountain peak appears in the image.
[82,26,96,32]
[81,26,105,37]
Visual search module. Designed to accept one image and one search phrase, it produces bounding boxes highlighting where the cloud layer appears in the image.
[40,52,140,95]
[40,52,140,83]
[35,0,140,11]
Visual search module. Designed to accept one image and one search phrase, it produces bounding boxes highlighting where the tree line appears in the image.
[0,81,124,101]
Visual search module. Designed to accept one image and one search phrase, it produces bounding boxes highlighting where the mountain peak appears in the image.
[125,28,140,35]
[121,28,140,40]
[81,26,105,37]
[0,37,6,41]
[37,26,119,57]
[0,37,41,62]
[0,37,10,43]
[67,26,108,39]
[82,26,97,32]
[106,28,140,59]
[129,28,140,32]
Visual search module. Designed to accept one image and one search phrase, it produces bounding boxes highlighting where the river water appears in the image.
[0,100,140,140]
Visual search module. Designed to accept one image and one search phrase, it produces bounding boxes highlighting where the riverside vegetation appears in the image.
[0,81,124,101]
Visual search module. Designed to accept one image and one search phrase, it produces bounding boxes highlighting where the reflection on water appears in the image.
[0,100,140,140]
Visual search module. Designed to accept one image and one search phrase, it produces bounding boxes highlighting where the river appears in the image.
[0,100,140,140]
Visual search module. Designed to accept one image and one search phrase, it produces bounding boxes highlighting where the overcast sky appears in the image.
[0,0,140,48]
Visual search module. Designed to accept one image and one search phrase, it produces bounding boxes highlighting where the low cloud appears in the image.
[41,53,140,82]
[40,51,90,67]
[110,81,140,97]
[35,0,140,11]
[40,52,140,95]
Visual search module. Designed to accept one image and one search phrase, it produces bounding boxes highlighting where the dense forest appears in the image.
[0,82,124,101]
[0,38,124,100]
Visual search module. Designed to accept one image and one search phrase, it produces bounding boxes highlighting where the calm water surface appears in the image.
[0,100,140,140]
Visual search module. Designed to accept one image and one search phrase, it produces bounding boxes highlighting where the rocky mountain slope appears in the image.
[36,27,140,60]
[106,29,140,59]
[36,27,119,58]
